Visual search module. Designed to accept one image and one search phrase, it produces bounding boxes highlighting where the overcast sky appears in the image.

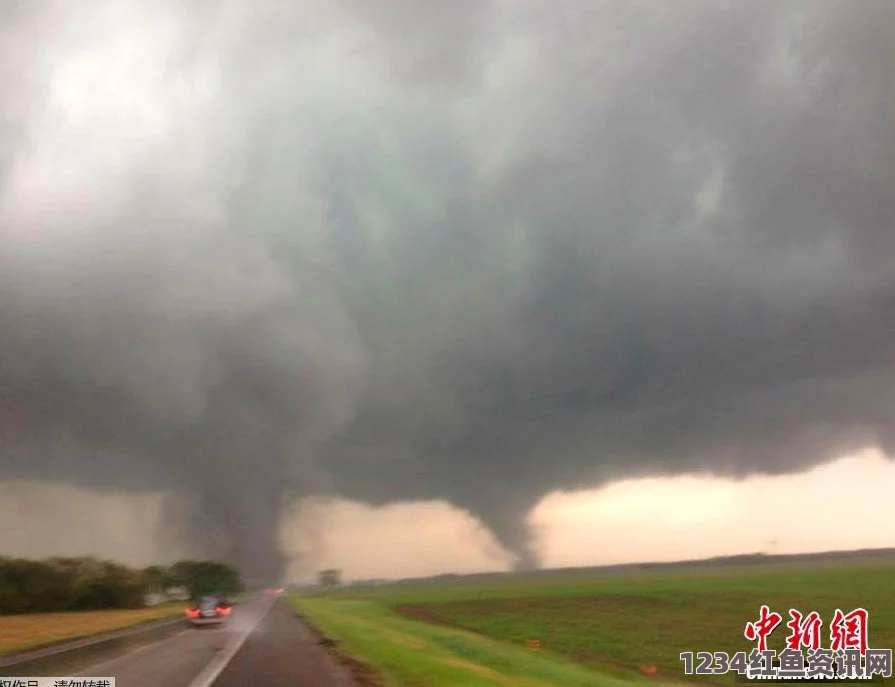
[2,0,895,581]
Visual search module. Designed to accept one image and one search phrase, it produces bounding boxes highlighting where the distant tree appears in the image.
[0,556,243,614]
[318,569,342,587]
[170,560,244,601]
[0,558,71,613]
[69,560,147,610]
[0,556,148,613]
[142,565,173,593]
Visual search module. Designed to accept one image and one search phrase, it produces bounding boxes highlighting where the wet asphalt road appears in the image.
[75,597,351,687]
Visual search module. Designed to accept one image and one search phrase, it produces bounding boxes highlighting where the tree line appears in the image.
[0,556,244,614]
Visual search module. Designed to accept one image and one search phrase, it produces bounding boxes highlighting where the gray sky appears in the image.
[2,0,895,581]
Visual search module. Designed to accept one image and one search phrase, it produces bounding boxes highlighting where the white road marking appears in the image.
[186,598,276,687]
[81,628,190,675]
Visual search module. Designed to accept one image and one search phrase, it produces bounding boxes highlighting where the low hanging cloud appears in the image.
[281,497,516,583]
[531,449,895,568]
[2,0,895,579]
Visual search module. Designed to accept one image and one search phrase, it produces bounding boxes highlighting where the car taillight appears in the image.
[217,606,232,616]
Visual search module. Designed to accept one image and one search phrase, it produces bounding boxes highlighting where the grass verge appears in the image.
[291,596,672,686]
[299,557,895,684]
[0,604,185,656]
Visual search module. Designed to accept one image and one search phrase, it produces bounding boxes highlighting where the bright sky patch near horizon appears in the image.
[2,448,892,582]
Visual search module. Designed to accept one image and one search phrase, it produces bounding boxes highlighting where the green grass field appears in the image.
[292,596,650,687]
[292,555,895,686]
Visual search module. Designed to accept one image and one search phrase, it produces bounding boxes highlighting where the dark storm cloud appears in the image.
[2,0,894,575]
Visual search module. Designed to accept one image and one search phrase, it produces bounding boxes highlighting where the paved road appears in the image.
[75,598,352,687]
[214,599,350,687]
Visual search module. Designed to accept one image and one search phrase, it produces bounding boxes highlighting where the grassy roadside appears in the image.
[291,596,672,687]
[0,603,185,656]
[388,561,895,681]
[293,557,895,685]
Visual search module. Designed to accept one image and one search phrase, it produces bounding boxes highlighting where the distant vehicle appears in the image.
[264,587,284,596]
[184,595,232,626]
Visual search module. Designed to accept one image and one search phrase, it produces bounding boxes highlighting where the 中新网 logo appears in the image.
[680,605,892,680]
